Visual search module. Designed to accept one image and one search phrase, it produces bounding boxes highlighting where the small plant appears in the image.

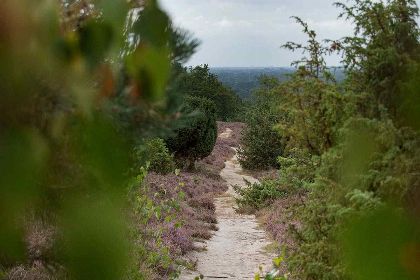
[255,250,289,280]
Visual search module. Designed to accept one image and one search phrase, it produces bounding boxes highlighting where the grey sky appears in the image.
[160,0,420,67]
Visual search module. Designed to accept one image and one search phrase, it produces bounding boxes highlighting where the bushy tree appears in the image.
[282,16,331,79]
[276,72,347,156]
[166,96,217,169]
[178,64,242,121]
[238,77,285,170]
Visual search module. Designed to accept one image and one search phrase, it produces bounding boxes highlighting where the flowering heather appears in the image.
[141,171,226,257]
[132,122,246,278]
[199,122,245,174]
[5,123,246,280]
[257,195,303,275]
[259,197,300,248]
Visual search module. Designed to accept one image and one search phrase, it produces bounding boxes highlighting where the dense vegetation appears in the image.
[0,0,236,279]
[239,1,420,279]
[1,0,419,279]
[238,77,285,170]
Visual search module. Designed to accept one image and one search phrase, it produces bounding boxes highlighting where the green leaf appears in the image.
[0,129,48,261]
[134,0,170,48]
[61,200,129,280]
[341,206,420,280]
[273,256,283,268]
[126,46,171,102]
[79,21,114,68]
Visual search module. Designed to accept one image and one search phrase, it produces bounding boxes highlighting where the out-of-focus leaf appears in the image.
[126,45,171,102]
[134,0,170,48]
[0,129,48,261]
[341,206,420,280]
[72,116,130,196]
[61,200,129,280]
[339,119,379,188]
[55,32,80,64]
[96,0,128,55]
[79,21,113,68]
[97,0,127,28]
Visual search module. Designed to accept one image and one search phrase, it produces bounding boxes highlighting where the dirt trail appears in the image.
[180,129,274,279]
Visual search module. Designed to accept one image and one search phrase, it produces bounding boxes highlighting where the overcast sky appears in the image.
[160,0,420,67]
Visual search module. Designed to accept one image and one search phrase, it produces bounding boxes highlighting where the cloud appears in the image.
[159,0,419,67]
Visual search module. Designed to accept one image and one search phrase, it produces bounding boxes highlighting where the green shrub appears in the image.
[235,180,288,212]
[287,117,420,280]
[238,77,285,170]
[134,138,175,174]
[238,104,284,170]
[166,96,217,169]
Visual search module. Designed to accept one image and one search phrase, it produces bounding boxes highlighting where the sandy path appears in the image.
[179,130,273,279]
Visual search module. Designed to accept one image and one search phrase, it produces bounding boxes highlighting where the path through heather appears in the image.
[180,128,274,279]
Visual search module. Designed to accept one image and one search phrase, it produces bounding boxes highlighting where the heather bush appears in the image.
[127,167,227,279]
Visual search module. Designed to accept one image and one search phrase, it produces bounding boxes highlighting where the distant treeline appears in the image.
[211,67,345,99]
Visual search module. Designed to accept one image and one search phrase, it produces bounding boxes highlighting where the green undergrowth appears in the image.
[235,180,290,213]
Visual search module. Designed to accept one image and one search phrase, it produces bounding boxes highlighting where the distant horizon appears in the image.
[193,65,345,68]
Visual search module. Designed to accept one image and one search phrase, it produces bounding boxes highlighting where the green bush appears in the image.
[238,77,285,170]
[238,104,284,170]
[166,96,217,169]
[235,180,288,212]
[287,117,420,280]
[134,138,175,174]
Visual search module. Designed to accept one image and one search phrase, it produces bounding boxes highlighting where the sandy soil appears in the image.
[179,129,274,279]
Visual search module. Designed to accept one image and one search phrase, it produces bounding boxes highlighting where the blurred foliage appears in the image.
[0,0,203,279]
[341,206,420,280]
